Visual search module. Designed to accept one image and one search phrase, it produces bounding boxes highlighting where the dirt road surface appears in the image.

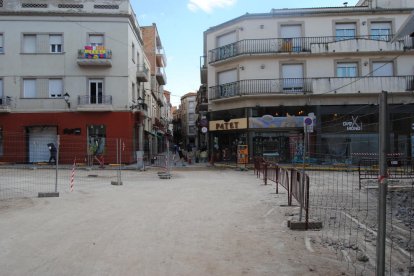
[0,168,352,276]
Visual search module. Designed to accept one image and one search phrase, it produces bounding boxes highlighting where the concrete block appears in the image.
[38,192,59,198]
[287,220,323,230]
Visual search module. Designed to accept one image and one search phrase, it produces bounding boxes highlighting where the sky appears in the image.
[132,0,359,106]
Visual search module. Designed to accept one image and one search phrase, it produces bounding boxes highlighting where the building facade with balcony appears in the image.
[141,23,168,157]
[180,92,197,148]
[203,0,414,164]
[0,0,152,163]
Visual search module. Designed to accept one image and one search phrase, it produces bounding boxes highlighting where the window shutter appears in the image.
[23,35,36,53]
[49,79,63,98]
[24,79,36,98]
[49,35,62,45]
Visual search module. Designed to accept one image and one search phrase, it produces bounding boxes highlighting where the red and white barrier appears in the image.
[70,158,76,192]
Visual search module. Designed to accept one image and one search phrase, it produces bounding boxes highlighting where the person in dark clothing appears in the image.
[48,143,57,164]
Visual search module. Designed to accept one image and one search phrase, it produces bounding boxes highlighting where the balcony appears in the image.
[137,64,149,82]
[208,35,414,64]
[209,76,414,100]
[156,47,167,67]
[156,67,167,85]
[77,95,113,112]
[77,46,112,67]
[0,97,12,113]
[200,56,207,84]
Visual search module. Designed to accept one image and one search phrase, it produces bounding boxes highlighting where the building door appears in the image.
[89,79,103,104]
[28,126,57,163]
[281,25,302,52]
[282,64,304,92]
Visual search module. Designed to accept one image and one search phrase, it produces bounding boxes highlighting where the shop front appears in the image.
[249,114,314,163]
[209,118,248,162]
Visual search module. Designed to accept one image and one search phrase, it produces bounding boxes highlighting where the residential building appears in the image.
[0,0,152,163]
[141,23,168,157]
[202,0,414,164]
[180,92,197,148]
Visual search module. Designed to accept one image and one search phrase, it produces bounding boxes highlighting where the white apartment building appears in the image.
[0,0,155,164]
[202,0,414,164]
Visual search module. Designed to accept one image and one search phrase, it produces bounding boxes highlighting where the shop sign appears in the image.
[209,118,247,131]
[343,116,362,131]
[249,114,316,129]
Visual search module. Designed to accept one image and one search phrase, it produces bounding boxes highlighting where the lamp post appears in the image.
[63,92,70,108]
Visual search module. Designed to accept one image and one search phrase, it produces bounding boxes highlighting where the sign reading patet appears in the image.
[209,118,248,131]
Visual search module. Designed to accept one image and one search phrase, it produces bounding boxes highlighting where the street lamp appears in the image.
[63,92,70,108]
[137,96,144,108]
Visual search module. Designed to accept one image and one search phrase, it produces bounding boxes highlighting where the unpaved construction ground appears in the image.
[1,168,357,276]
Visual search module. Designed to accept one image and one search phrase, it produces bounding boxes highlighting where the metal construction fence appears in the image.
[255,156,414,275]
[0,134,170,200]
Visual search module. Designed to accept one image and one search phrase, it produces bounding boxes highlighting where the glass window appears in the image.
[372,61,393,77]
[87,125,106,156]
[89,79,103,104]
[335,23,356,41]
[0,34,3,53]
[337,62,358,77]
[371,22,391,41]
[49,35,62,53]
[23,34,36,53]
[49,79,63,98]
[89,34,104,46]
[132,43,135,62]
[23,79,36,98]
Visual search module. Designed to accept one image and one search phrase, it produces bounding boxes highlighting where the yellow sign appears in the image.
[237,145,248,164]
[209,118,247,131]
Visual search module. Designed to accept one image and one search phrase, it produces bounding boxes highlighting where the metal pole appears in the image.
[376,91,388,276]
[55,135,60,193]
[300,130,307,222]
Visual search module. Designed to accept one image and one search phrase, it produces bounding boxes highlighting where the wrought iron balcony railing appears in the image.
[208,35,414,63]
[78,95,112,105]
[209,76,414,100]
[0,96,11,106]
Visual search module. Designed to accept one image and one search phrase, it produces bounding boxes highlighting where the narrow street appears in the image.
[0,168,352,275]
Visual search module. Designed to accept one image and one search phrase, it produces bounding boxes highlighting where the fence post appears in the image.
[289,169,293,206]
[55,135,60,193]
[376,91,389,276]
[275,165,279,194]
[305,175,310,230]
[264,162,268,185]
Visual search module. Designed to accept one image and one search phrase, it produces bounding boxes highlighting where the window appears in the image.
[372,61,393,77]
[49,35,62,53]
[218,69,237,97]
[132,43,135,62]
[132,82,135,101]
[23,34,36,53]
[335,23,356,41]
[23,79,36,98]
[370,22,391,41]
[0,34,3,53]
[49,79,63,98]
[216,31,237,60]
[89,34,104,46]
[89,79,103,104]
[337,62,358,77]
[281,25,302,52]
[88,125,106,156]
[282,64,304,91]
